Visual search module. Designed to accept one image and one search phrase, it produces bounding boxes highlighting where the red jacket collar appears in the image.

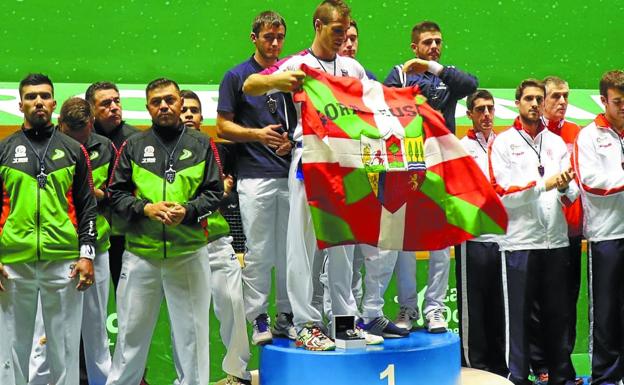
[596,114,624,138]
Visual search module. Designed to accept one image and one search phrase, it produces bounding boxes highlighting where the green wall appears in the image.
[1,0,621,88]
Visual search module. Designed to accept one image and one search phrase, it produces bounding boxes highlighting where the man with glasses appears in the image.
[456,89,507,377]
[216,11,296,346]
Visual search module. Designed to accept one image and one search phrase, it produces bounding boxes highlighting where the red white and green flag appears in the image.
[293,64,507,251]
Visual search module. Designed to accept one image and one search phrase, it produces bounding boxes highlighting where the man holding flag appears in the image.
[243,0,378,350]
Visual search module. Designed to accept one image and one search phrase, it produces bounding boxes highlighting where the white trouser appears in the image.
[320,245,359,330]
[238,177,290,321]
[287,147,323,330]
[351,246,365,307]
[106,248,211,385]
[393,247,450,315]
[360,246,398,322]
[0,260,83,385]
[82,251,112,385]
[29,251,111,385]
[207,237,250,381]
[310,249,327,318]
[28,297,49,385]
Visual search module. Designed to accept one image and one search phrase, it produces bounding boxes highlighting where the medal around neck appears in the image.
[165,166,176,184]
[37,170,47,188]
[538,165,545,177]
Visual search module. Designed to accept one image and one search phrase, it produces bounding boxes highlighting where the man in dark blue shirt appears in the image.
[384,21,478,335]
[216,10,296,347]
[384,20,477,134]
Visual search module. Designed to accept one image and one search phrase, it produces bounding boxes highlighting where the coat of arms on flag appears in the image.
[294,64,507,251]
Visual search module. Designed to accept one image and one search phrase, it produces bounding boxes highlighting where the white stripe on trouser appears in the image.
[360,246,398,323]
[29,251,112,385]
[287,146,323,330]
[207,237,250,381]
[459,242,471,367]
[500,251,511,373]
[588,245,594,370]
[106,248,211,385]
[393,248,450,315]
[238,177,290,322]
[0,260,83,385]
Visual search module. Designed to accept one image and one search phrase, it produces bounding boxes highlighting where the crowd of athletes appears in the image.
[0,1,623,385]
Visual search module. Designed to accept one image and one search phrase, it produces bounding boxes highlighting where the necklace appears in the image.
[307,48,336,76]
[21,128,56,188]
[151,126,186,184]
[516,129,544,177]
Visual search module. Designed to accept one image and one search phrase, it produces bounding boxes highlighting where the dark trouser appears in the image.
[529,236,583,375]
[109,235,125,291]
[455,241,508,377]
[589,239,624,385]
[503,248,575,385]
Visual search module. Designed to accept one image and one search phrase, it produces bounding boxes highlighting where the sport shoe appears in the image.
[296,323,336,351]
[252,313,273,345]
[272,312,297,340]
[225,374,252,385]
[425,308,448,333]
[574,377,584,385]
[358,316,409,338]
[394,306,419,331]
[354,325,384,345]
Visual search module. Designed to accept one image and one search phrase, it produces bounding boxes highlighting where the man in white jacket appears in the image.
[574,70,624,385]
[489,79,578,385]
[456,89,507,377]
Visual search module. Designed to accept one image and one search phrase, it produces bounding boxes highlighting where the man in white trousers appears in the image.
[243,0,385,350]
[181,90,251,385]
[216,10,295,346]
[106,78,223,385]
[0,73,97,385]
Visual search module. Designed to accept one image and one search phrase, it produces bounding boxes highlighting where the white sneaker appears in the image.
[252,313,273,345]
[356,326,384,345]
[394,306,419,331]
[425,308,448,334]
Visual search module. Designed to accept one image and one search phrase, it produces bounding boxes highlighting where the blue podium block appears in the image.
[260,330,460,385]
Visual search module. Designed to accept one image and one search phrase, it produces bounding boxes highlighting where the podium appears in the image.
[259,330,460,385]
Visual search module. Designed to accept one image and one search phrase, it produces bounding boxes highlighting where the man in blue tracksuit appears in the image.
[383,20,478,333]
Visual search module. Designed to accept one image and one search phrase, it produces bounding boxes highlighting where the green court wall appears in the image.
[1,0,621,88]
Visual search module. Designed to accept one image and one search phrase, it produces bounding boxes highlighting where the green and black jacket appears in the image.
[85,132,115,253]
[94,121,139,236]
[0,125,97,264]
[109,124,223,259]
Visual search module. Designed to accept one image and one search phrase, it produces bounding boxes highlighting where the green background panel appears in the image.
[0,1,621,88]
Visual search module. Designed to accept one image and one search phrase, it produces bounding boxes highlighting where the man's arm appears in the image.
[73,145,98,258]
[108,140,151,221]
[181,140,224,225]
[216,112,285,148]
[438,66,478,100]
[242,71,306,96]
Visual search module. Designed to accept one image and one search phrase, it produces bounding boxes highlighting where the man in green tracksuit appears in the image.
[0,73,98,385]
[106,78,223,385]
